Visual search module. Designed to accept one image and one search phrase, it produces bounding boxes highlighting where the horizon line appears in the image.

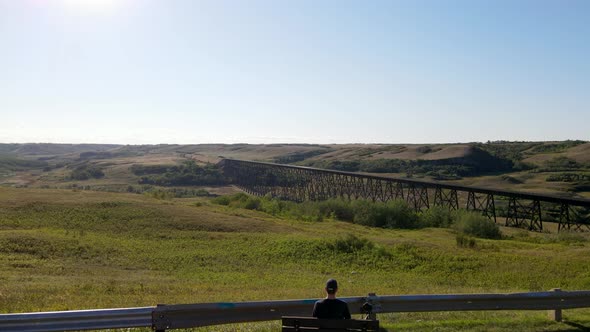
[1,139,588,146]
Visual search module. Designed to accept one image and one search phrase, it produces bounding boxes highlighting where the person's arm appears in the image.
[312,302,319,318]
[343,302,351,319]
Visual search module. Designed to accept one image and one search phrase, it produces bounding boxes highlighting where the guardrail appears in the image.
[0,306,154,332]
[1,289,589,332]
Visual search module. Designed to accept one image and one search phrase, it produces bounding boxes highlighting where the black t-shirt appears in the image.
[312,298,351,319]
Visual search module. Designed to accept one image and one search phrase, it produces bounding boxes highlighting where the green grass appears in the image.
[0,188,590,331]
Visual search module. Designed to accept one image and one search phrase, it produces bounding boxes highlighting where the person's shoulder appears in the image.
[316,298,348,305]
[335,299,350,308]
[319,298,347,306]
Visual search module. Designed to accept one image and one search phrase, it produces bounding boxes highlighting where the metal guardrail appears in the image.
[2,290,589,332]
[372,290,590,312]
[0,307,154,332]
[151,297,368,330]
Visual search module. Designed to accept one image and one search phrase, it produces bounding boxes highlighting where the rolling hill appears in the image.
[0,141,589,199]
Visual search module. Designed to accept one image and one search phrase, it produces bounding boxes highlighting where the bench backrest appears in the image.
[281,316,379,332]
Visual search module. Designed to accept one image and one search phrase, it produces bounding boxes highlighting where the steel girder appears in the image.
[466,192,497,223]
[220,159,590,232]
[505,198,543,231]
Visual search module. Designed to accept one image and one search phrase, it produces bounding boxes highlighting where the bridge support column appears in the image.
[434,187,459,210]
[467,192,497,223]
[506,198,543,231]
[407,185,429,211]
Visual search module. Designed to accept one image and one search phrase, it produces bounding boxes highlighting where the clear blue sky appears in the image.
[1,0,588,144]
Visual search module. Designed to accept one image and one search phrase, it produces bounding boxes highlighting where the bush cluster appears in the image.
[144,190,175,200]
[456,234,477,248]
[212,194,502,239]
[326,234,376,254]
[539,157,583,172]
[453,211,502,239]
[546,173,590,182]
[69,164,104,180]
[143,188,210,200]
[529,140,586,154]
[130,164,172,175]
[136,160,226,186]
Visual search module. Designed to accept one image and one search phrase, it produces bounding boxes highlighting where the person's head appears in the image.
[325,279,338,295]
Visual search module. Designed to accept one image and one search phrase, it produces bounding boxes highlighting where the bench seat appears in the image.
[281,316,379,332]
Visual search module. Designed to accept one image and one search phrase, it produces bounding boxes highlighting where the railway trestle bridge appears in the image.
[220,159,590,232]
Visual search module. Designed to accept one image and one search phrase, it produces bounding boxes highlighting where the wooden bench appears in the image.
[282,316,379,332]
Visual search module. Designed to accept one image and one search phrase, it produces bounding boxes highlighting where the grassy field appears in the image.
[1,187,590,331]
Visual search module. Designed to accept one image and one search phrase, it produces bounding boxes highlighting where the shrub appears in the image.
[352,200,418,228]
[194,189,210,197]
[323,234,392,264]
[211,194,422,228]
[287,201,324,222]
[259,195,287,216]
[137,160,226,186]
[530,140,586,154]
[546,173,590,182]
[327,234,374,254]
[453,211,501,239]
[212,193,273,213]
[69,164,104,180]
[242,197,261,210]
[211,196,231,206]
[224,193,261,210]
[351,200,381,227]
[130,164,172,175]
[456,233,477,248]
[144,190,174,200]
[543,157,582,171]
[420,206,454,228]
[351,199,419,229]
[381,200,420,229]
[317,199,355,221]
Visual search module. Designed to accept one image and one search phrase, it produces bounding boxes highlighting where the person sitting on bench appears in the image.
[312,279,351,319]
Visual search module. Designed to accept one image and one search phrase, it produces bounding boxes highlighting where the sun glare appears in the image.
[62,0,121,13]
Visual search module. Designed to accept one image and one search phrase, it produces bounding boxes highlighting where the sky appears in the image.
[1,0,589,145]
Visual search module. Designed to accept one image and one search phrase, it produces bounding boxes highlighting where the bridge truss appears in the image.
[221,159,590,232]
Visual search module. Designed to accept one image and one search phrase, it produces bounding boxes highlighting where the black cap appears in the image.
[326,279,338,292]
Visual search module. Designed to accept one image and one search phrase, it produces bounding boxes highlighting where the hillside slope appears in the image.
[1,141,589,198]
[0,187,589,330]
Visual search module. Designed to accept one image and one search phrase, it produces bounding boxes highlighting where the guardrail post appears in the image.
[153,304,167,332]
[547,288,562,322]
[364,293,379,321]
